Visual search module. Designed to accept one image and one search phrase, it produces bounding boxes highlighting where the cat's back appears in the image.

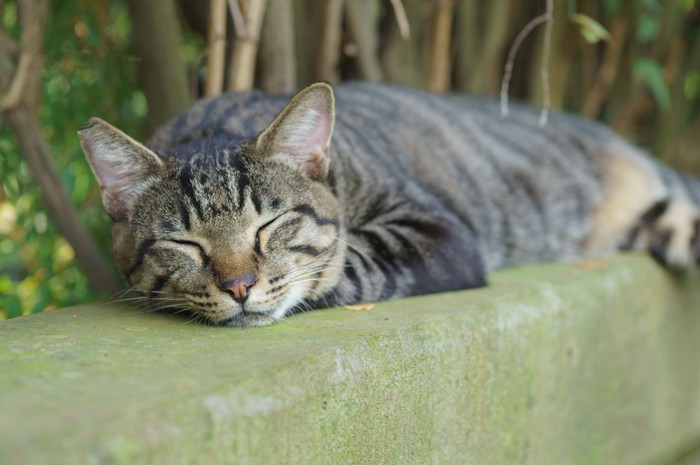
[150,81,617,166]
[330,82,615,171]
[325,83,614,269]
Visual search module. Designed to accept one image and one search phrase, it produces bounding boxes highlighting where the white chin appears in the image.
[220,311,279,328]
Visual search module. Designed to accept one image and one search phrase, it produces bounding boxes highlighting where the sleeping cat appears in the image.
[79,82,700,327]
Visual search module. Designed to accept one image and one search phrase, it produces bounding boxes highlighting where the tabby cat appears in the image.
[79,82,700,327]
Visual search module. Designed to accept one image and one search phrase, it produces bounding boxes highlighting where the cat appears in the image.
[78,82,700,327]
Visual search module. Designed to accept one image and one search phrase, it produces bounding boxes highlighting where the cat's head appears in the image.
[79,83,346,327]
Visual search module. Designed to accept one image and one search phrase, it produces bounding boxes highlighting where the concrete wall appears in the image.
[1,255,700,464]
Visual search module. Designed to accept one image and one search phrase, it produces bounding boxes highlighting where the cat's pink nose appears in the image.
[221,273,257,304]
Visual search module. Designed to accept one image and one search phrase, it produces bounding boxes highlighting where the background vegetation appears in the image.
[1,0,698,319]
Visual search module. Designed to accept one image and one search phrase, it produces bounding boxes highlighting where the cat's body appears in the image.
[80,83,700,327]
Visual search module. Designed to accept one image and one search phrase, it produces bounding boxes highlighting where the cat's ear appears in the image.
[255,82,335,180]
[78,117,164,220]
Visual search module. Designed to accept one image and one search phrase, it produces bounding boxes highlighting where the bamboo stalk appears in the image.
[227,0,268,91]
[205,0,227,96]
[469,0,515,94]
[259,0,296,93]
[426,0,455,93]
[317,0,345,83]
[453,1,479,92]
[344,0,383,81]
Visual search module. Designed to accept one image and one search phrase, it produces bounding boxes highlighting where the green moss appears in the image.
[1,255,700,464]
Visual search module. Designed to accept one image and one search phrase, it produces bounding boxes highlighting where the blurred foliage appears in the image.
[0,0,146,319]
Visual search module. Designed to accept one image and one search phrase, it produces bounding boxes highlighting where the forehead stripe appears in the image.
[177,165,205,220]
[126,238,157,280]
[179,204,191,231]
[233,157,250,210]
[292,204,339,228]
[251,190,263,214]
[288,244,322,257]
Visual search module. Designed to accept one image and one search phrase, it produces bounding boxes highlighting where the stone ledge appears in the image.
[1,255,700,465]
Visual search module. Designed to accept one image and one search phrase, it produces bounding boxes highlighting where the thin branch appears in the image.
[0,0,41,111]
[538,0,553,126]
[0,51,31,110]
[500,0,554,122]
[389,0,410,39]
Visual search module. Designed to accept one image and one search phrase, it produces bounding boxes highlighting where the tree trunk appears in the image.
[126,0,190,133]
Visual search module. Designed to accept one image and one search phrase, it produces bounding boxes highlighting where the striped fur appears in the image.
[80,82,700,327]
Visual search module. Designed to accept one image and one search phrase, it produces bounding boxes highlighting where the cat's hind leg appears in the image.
[622,198,700,269]
[586,141,700,269]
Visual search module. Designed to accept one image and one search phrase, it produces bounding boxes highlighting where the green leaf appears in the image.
[641,0,663,12]
[637,13,661,42]
[603,0,621,17]
[680,0,696,13]
[684,70,700,100]
[633,58,671,109]
[4,296,22,319]
[569,14,612,44]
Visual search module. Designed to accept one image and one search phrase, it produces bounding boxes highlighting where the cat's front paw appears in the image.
[630,199,700,269]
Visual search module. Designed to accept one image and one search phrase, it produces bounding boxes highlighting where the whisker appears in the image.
[335,236,371,263]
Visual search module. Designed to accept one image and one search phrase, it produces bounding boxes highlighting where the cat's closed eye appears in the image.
[165,239,209,266]
[255,214,287,255]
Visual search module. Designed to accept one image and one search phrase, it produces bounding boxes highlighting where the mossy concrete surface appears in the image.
[1,255,700,465]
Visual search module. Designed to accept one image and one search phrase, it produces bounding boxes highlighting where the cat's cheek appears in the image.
[274,286,306,318]
[199,294,243,322]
